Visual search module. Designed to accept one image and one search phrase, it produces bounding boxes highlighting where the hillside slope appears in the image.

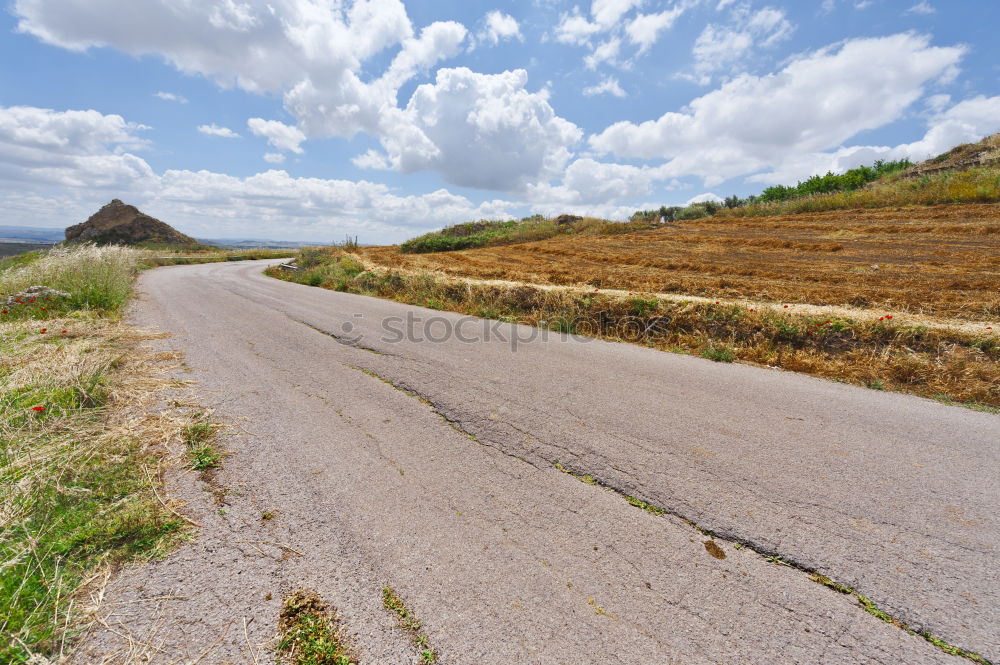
[360,203,1000,320]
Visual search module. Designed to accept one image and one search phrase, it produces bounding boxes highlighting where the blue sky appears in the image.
[1,0,998,242]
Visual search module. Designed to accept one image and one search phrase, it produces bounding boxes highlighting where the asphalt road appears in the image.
[74,260,998,664]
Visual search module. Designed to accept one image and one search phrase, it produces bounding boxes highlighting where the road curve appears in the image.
[74,260,998,664]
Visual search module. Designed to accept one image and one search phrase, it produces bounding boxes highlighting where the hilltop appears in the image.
[65,199,199,247]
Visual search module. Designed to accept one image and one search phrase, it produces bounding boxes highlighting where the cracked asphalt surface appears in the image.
[73,260,998,664]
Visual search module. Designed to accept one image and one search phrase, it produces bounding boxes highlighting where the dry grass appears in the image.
[0,316,208,661]
[1,245,212,662]
[359,203,1000,321]
[140,247,295,267]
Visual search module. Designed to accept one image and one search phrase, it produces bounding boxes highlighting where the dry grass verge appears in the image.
[140,248,295,268]
[0,316,212,662]
[1,244,215,662]
[267,254,999,410]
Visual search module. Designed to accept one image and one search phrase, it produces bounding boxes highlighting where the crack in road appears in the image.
[535,457,993,664]
[342,355,992,664]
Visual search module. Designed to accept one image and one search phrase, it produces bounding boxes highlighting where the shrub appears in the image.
[719,164,1000,217]
[757,159,913,203]
[701,346,736,362]
[676,205,709,220]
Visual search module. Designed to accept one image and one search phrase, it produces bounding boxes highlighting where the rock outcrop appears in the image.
[3,285,71,307]
[65,200,198,246]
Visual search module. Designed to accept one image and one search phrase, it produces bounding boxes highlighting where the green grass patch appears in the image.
[182,415,220,470]
[624,494,666,516]
[0,250,44,274]
[188,443,221,470]
[0,244,214,661]
[277,589,358,665]
[700,346,735,363]
[382,586,436,663]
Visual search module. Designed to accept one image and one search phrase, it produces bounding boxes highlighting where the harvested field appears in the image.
[359,204,1000,321]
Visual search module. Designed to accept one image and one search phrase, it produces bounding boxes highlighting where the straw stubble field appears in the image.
[361,204,1000,321]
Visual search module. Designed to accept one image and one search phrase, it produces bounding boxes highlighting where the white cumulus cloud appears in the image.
[154,91,188,103]
[479,10,522,45]
[583,76,626,97]
[247,118,306,153]
[360,67,583,191]
[906,1,935,15]
[0,105,152,189]
[13,0,467,150]
[590,33,967,185]
[555,0,696,67]
[198,123,240,138]
[626,8,686,54]
[691,6,794,84]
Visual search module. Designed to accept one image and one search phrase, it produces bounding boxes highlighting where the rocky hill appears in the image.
[65,200,198,246]
[902,132,1000,178]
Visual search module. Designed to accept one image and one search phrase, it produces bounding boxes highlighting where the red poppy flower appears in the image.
[40,328,47,334]
[31,406,45,411]
[749,308,755,312]
[40,307,46,311]
[879,317,884,321]
[715,301,720,304]
[61,329,68,334]
[783,305,789,309]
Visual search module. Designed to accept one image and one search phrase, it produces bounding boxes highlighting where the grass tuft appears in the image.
[700,346,735,363]
[277,589,358,665]
[382,586,436,664]
[181,415,221,470]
